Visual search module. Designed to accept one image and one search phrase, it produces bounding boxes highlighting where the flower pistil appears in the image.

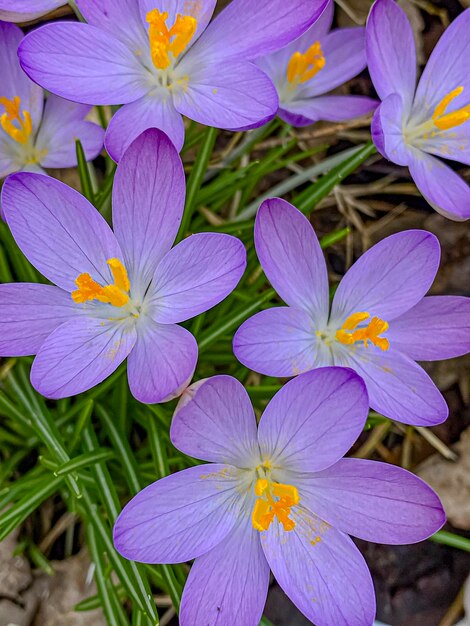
[287,42,325,85]
[336,311,389,350]
[252,478,299,532]
[0,96,33,145]
[146,9,197,70]
[72,258,131,307]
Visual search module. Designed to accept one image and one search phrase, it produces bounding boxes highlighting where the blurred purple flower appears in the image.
[17,0,328,159]
[367,0,470,220]
[257,0,377,127]
[0,129,246,402]
[114,371,444,626]
[0,21,103,179]
[0,0,63,22]
[234,198,470,426]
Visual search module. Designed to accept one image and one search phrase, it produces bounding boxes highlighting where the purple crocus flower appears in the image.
[17,0,328,159]
[0,1,63,22]
[234,198,470,426]
[257,0,377,127]
[0,21,103,179]
[114,371,444,626]
[0,129,246,402]
[367,0,470,220]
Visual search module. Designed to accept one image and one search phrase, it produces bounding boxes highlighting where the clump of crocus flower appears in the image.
[257,0,377,127]
[17,0,328,158]
[114,371,444,626]
[234,198,470,426]
[367,0,470,220]
[0,0,63,22]
[0,21,103,180]
[0,129,246,402]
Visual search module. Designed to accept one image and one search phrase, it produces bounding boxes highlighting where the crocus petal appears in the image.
[180,517,269,626]
[173,61,278,131]
[408,152,470,221]
[255,199,329,325]
[190,0,327,62]
[280,95,377,126]
[418,124,470,167]
[298,28,367,99]
[0,283,77,356]
[113,464,245,564]
[331,230,440,323]
[371,93,413,166]
[297,458,445,544]
[139,0,217,44]
[388,296,470,361]
[127,320,197,404]
[149,233,246,324]
[0,21,43,130]
[171,375,259,466]
[261,508,376,626]
[19,23,148,105]
[258,368,369,473]
[233,307,331,377]
[112,129,185,298]
[366,0,416,112]
[344,347,448,426]
[77,0,148,50]
[2,173,122,292]
[31,316,137,399]
[0,1,63,22]
[413,9,470,121]
[105,94,185,161]
[34,95,104,168]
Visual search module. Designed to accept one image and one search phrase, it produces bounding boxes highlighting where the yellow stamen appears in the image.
[287,42,325,85]
[432,86,470,131]
[0,96,33,145]
[146,9,197,70]
[72,258,130,307]
[252,478,299,532]
[336,311,389,351]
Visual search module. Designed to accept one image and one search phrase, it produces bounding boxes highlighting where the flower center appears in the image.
[335,311,389,351]
[72,258,131,308]
[286,42,325,85]
[0,96,33,145]
[146,9,197,71]
[252,477,299,532]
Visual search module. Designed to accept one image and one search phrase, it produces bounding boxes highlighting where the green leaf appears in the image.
[75,139,95,203]
[430,530,470,552]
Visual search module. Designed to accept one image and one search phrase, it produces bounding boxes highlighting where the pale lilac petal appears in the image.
[34,95,104,168]
[0,283,77,356]
[113,464,244,563]
[0,149,16,179]
[2,173,122,292]
[171,375,259,466]
[413,9,470,122]
[418,124,470,167]
[19,23,148,105]
[298,28,367,99]
[31,317,137,399]
[0,21,43,130]
[127,320,197,404]
[0,0,63,22]
[105,95,185,161]
[344,347,448,426]
[331,230,440,323]
[371,94,413,166]
[261,508,376,626]
[408,152,470,221]
[149,233,246,324]
[233,307,329,377]
[255,199,329,324]
[112,129,185,299]
[139,0,217,44]
[257,368,369,473]
[173,61,278,131]
[297,458,445,544]
[77,0,148,50]
[388,296,470,361]
[366,0,416,111]
[191,0,328,62]
[280,95,377,126]
[180,517,269,626]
